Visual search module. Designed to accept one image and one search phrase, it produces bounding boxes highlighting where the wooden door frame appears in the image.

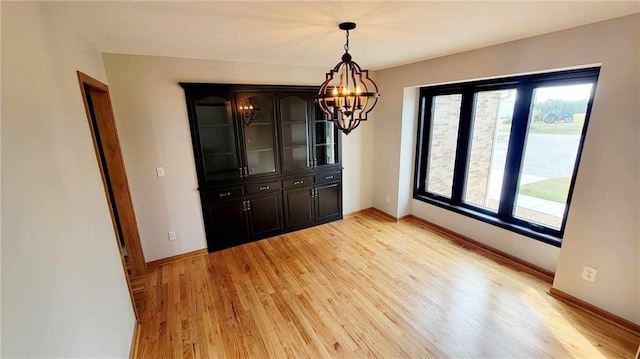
[77,71,146,318]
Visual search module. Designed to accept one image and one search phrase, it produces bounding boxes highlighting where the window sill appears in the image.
[413,194,562,248]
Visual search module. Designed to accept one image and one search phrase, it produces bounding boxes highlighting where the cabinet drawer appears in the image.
[204,186,243,201]
[245,181,281,194]
[283,176,313,189]
[315,171,342,184]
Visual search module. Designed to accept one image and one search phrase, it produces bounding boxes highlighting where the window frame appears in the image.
[413,68,600,247]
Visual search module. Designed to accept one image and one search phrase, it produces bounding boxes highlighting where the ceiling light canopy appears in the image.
[317,22,380,135]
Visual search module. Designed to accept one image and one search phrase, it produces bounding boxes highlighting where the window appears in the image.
[414,68,599,246]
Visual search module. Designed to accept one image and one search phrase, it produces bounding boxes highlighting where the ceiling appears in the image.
[43,1,640,71]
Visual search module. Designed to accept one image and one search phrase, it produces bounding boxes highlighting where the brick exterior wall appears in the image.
[427,95,461,197]
[427,92,503,206]
[465,92,502,206]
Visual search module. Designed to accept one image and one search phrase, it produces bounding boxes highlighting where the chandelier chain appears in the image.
[344,30,350,53]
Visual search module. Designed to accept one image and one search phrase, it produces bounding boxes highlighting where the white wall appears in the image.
[1,3,136,357]
[102,54,374,262]
[0,1,4,349]
[373,14,639,324]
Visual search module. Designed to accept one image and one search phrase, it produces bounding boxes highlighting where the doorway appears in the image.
[77,71,146,318]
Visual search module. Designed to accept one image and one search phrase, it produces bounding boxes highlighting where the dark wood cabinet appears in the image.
[283,172,342,231]
[202,189,284,251]
[193,92,243,183]
[283,186,315,229]
[313,105,339,168]
[202,194,245,252]
[182,83,343,253]
[237,92,279,177]
[316,181,342,222]
[279,92,312,174]
[245,192,283,239]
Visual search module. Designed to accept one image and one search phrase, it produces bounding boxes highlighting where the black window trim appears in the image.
[413,67,600,247]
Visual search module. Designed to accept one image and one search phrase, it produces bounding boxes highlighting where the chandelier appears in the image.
[317,22,380,135]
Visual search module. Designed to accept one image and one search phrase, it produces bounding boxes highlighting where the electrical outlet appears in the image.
[156,167,166,178]
[581,265,598,283]
[385,194,391,203]
[168,231,177,241]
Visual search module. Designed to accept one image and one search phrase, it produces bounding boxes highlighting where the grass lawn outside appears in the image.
[498,113,586,135]
[519,177,571,203]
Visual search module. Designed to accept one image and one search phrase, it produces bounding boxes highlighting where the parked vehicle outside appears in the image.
[543,108,574,123]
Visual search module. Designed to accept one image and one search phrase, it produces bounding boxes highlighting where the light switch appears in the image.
[156,167,165,178]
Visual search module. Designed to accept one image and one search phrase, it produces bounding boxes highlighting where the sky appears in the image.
[534,83,593,103]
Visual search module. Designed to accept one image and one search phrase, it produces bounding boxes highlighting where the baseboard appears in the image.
[129,321,141,359]
[368,207,399,221]
[344,208,374,218]
[345,207,413,222]
[146,248,208,270]
[406,214,555,283]
[548,287,640,339]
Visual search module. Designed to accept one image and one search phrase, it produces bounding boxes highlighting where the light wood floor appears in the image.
[136,211,639,358]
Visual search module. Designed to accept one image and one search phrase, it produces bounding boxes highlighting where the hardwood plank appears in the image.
[135,212,638,358]
[407,213,555,282]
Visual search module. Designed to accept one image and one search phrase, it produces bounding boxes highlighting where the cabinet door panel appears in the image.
[284,187,314,229]
[246,193,283,239]
[202,197,246,252]
[279,93,312,173]
[238,92,278,176]
[315,182,342,222]
[194,95,242,182]
[313,103,340,167]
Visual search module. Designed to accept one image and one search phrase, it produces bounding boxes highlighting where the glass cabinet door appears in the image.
[237,92,278,176]
[313,103,339,167]
[194,95,241,182]
[279,93,311,173]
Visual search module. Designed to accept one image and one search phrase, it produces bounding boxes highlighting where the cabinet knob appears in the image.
[259,185,270,191]
[293,180,304,185]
